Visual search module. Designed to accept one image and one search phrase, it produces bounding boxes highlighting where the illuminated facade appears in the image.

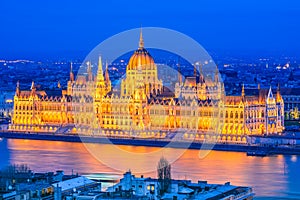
[10,32,285,143]
[281,88,300,120]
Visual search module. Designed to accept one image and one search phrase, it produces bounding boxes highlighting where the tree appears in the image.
[157,156,171,195]
[291,107,300,120]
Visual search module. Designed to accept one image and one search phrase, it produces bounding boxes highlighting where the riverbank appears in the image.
[1,131,300,155]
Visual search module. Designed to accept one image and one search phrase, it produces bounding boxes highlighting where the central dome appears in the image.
[127,29,155,70]
[127,48,155,70]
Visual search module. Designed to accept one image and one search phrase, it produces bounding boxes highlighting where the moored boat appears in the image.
[247,150,269,157]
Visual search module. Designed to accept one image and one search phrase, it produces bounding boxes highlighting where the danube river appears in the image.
[0,138,299,199]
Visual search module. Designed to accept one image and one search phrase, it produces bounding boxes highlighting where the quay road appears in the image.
[1,131,300,155]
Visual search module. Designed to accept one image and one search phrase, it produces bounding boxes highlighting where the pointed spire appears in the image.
[57,80,61,88]
[193,64,197,77]
[242,83,245,97]
[267,86,273,99]
[139,27,144,49]
[214,65,219,82]
[199,63,203,74]
[87,61,93,81]
[199,63,204,83]
[276,83,282,102]
[177,57,182,85]
[70,62,74,82]
[30,81,35,90]
[95,57,108,98]
[104,61,111,93]
[31,81,36,95]
[98,56,103,74]
[87,61,91,72]
[266,86,275,105]
[105,61,110,82]
[258,83,262,103]
[16,81,20,96]
[97,56,104,82]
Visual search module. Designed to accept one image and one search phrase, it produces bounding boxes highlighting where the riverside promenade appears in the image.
[1,131,300,155]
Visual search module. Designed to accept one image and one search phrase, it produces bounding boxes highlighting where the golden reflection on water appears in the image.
[82,141,188,173]
[118,145,158,153]
[4,139,298,198]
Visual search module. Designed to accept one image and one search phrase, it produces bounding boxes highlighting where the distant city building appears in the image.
[0,91,14,118]
[281,88,300,120]
[106,171,254,200]
[52,176,99,197]
[10,31,285,143]
[0,168,100,200]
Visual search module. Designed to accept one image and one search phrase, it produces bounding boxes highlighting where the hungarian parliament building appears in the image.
[9,33,285,143]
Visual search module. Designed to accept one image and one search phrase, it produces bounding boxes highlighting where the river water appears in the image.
[0,138,299,199]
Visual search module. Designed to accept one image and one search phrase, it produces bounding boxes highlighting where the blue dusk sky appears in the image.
[0,0,299,59]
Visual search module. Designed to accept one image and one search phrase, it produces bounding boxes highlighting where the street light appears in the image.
[72,188,76,199]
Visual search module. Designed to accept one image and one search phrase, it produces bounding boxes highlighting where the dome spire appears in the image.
[139,27,144,49]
